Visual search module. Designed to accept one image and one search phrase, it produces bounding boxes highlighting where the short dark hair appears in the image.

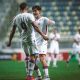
[19,2,27,10]
[32,5,41,11]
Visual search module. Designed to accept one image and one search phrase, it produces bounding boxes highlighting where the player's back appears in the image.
[13,12,35,41]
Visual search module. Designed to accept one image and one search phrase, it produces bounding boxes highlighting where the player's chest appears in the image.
[35,19,45,26]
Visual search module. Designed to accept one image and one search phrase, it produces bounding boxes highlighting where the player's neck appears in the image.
[36,15,41,20]
[21,10,28,13]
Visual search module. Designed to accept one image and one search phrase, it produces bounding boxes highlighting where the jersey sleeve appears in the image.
[44,17,55,25]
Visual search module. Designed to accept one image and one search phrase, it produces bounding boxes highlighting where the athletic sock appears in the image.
[34,65,41,77]
[53,58,57,67]
[28,60,35,76]
[43,66,49,77]
[47,56,51,66]
[25,56,30,76]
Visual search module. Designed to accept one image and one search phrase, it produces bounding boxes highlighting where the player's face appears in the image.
[33,9,40,17]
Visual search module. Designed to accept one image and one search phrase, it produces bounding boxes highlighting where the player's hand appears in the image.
[42,35,49,40]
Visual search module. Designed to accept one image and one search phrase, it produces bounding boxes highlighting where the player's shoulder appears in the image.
[39,16,49,22]
[41,16,48,19]
[16,12,33,17]
[13,13,21,20]
[25,13,34,19]
[25,13,34,16]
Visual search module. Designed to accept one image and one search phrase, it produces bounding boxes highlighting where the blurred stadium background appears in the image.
[0,0,80,80]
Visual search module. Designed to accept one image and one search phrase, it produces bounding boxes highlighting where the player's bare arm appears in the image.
[32,21,49,40]
[7,25,16,46]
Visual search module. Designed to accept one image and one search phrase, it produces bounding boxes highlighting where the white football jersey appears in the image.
[74,32,80,43]
[49,32,60,54]
[34,16,55,45]
[12,12,35,43]
[49,32,60,44]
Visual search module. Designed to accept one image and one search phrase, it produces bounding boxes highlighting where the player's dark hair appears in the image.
[32,5,41,11]
[19,2,27,10]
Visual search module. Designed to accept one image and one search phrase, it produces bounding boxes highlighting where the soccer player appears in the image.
[7,2,48,79]
[48,28,60,67]
[32,5,55,80]
[67,28,80,66]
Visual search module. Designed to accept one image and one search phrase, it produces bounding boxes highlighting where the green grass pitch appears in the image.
[0,59,80,80]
